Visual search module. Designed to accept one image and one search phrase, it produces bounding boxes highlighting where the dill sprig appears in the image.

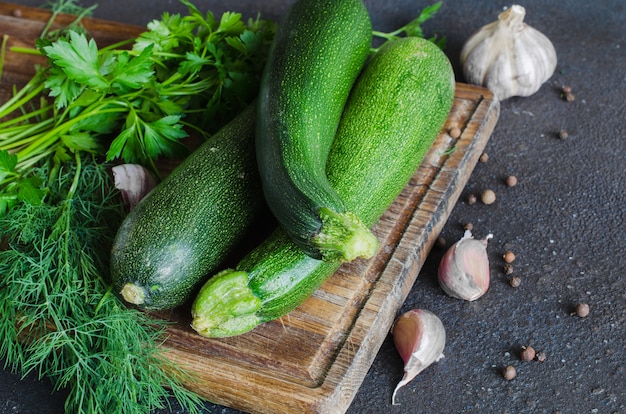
[0,155,204,413]
[38,0,98,40]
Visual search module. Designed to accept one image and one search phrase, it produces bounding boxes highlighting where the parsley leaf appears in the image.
[403,2,442,38]
[106,112,187,165]
[42,30,109,90]
[16,176,45,205]
[180,51,212,75]
[44,64,84,108]
[60,132,101,153]
[218,12,246,35]
[0,150,18,183]
[111,46,155,93]
[143,115,188,159]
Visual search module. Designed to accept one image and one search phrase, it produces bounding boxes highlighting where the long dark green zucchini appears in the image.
[110,104,269,310]
[255,0,378,262]
[191,37,456,338]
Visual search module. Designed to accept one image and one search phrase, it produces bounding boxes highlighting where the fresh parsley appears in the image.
[372,1,447,50]
[0,0,275,196]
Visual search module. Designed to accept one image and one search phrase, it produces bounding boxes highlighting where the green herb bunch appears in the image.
[0,154,203,413]
[0,0,275,214]
[0,0,276,412]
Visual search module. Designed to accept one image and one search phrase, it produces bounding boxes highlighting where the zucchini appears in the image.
[256,0,378,262]
[191,37,456,338]
[110,104,269,310]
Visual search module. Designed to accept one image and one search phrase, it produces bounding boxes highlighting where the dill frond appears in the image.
[0,155,204,414]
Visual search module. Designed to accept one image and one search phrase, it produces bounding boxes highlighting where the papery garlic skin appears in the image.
[112,164,158,210]
[438,230,492,301]
[392,309,446,405]
[460,4,557,100]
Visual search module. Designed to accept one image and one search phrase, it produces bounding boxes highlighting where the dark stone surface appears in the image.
[1,0,624,413]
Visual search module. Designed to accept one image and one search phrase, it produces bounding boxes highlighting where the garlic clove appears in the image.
[438,230,492,301]
[391,309,446,405]
[112,164,158,210]
[460,5,557,100]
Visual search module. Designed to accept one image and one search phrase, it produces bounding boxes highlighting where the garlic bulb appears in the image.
[391,309,446,405]
[460,5,557,100]
[438,230,492,301]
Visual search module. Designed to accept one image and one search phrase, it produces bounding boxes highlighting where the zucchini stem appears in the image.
[313,207,379,262]
[191,269,262,338]
[120,283,146,305]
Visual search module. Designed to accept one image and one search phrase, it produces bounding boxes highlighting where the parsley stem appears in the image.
[8,46,42,56]
[372,29,404,41]
[16,148,55,172]
[0,105,52,130]
[99,38,135,53]
[0,119,55,150]
[67,151,81,199]
[0,78,46,118]
[0,34,8,81]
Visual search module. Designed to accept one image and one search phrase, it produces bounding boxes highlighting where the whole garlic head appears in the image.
[460,5,557,100]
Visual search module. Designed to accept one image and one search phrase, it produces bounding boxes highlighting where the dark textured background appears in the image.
[1,0,624,413]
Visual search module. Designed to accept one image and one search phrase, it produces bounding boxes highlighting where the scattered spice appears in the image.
[481,189,496,205]
[503,263,514,275]
[561,85,575,102]
[503,251,516,263]
[479,152,489,163]
[503,365,517,380]
[520,346,536,362]
[575,303,590,318]
[449,126,461,138]
[509,276,521,287]
[558,130,569,140]
[467,193,477,205]
[505,175,518,187]
[535,351,547,363]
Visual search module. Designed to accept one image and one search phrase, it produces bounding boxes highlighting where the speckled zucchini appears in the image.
[110,104,268,311]
[255,0,378,262]
[191,37,456,338]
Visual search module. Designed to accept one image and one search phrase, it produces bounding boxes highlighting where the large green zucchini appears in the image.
[255,0,378,262]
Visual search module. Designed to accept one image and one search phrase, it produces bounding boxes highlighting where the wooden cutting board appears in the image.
[0,3,500,413]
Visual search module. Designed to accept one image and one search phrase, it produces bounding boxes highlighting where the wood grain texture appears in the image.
[0,3,499,412]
